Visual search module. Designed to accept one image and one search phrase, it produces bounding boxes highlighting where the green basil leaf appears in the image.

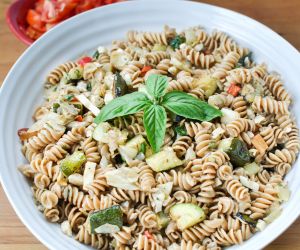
[162,91,222,121]
[143,104,167,153]
[94,92,151,124]
[146,74,168,99]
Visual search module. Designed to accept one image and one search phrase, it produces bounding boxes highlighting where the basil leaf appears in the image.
[94,92,151,124]
[169,35,186,50]
[143,104,167,153]
[146,74,168,99]
[162,91,222,121]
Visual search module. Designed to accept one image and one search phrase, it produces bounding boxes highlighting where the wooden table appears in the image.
[0,0,299,249]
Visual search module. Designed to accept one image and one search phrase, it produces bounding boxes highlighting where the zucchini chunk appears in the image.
[146,147,183,172]
[119,135,146,163]
[89,205,123,234]
[156,211,170,229]
[60,151,86,177]
[236,212,257,227]
[170,203,206,230]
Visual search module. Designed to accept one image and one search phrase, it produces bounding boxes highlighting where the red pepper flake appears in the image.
[140,65,152,76]
[71,97,79,102]
[144,230,154,240]
[78,56,93,67]
[227,83,241,97]
[75,115,83,122]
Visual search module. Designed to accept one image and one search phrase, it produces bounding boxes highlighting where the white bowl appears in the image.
[1,0,300,249]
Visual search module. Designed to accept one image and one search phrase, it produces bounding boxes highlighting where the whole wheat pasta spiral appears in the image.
[17,25,299,249]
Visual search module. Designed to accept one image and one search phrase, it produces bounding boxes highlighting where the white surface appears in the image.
[0,0,300,249]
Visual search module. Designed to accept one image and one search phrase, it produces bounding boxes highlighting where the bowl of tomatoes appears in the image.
[6,0,122,45]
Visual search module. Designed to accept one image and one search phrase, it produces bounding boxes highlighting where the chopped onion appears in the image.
[61,221,72,236]
[256,219,267,231]
[76,94,100,116]
[221,108,240,124]
[240,176,259,191]
[151,182,173,213]
[110,49,131,70]
[104,90,114,104]
[167,243,180,250]
[184,146,196,162]
[104,167,139,190]
[83,162,96,190]
[94,223,120,234]
[68,173,83,186]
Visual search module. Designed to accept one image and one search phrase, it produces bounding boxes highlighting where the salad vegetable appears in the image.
[60,151,86,177]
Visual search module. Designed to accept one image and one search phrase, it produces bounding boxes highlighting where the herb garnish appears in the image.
[94,74,222,152]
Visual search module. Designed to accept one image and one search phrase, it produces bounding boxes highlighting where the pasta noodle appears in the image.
[17,25,299,249]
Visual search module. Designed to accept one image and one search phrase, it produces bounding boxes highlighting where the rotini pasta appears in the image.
[17,25,298,250]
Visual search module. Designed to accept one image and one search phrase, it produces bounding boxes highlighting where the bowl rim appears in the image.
[5,0,35,45]
[1,0,300,249]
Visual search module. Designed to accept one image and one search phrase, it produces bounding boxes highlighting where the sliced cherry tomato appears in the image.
[35,0,46,14]
[144,231,154,240]
[26,9,46,32]
[227,82,241,97]
[75,0,95,14]
[75,115,83,122]
[140,65,152,76]
[78,56,93,66]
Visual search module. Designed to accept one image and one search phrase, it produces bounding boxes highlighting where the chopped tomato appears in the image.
[17,128,29,137]
[141,65,152,76]
[227,83,241,97]
[78,56,93,66]
[26,26,44,40]
[75,115,83,122]
[26,9,46,32]
[144,231,154,240]
[25,0,121,41]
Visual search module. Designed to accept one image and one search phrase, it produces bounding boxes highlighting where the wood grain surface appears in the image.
[0,0,299,249]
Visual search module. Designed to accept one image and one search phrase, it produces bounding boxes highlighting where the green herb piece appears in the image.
[65,94,74,102]
[236,212,257,227]
[146,74,168,99]
[143,104,167,153]
[89,205,123,234]
[87,82,92,91]
[93,50,100,59]
[68,67,83,80]
[156,211,170,229]
[162,91,222,121]
[53,103,60,113]
[94,92,151,124]
[174,126,187,136]
[60,151,86,177]
[236,52,252,68]
[169,35,186,50]
[94,74,222,152]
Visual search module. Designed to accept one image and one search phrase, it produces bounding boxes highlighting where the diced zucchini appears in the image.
[218,138,233,152]
[229,138,251,167]
[60,151,86,177]
[244,162,260,175]
[113,73,128,97]
[92,122,111,142]
[152,44,167,52]
[193,76,218,97]
[264,206,282,224]
[146,147,183,172]
[119,135,145,163]
[89,205,123,234]
[156,211,170,229]
[170,203,206,230]
[240,176,259,191]
[236,212,257,227]
[276,184,290,202]
[68,67,83,80]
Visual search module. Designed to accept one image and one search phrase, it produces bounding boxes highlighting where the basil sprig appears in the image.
[94,74,222,152]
